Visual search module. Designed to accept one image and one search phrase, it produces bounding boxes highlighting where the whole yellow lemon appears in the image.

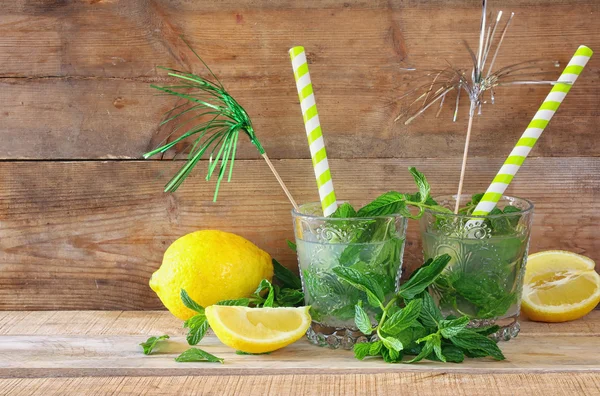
[149,230,273,320]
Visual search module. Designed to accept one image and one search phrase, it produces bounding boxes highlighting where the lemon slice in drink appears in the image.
[205,306,311,354]
[521,250,600,322]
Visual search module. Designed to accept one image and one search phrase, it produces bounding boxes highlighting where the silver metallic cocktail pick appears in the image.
[396,0,561,212]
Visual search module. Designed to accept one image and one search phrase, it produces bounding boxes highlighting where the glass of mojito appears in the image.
[292,202,407,349]
[419,194,534,340]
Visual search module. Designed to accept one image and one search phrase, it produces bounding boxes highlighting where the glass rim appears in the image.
[423,194,534,219]
[291,201,406,221]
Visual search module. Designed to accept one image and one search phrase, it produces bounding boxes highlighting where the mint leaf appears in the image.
[216,298,251,306]
[273,259,302,290]
[418,292,443,329]
[408,167,430,204]
[332,266,385,307]
[180,289,204,314]
[184,314,209,345]
[274,287,304,307]
[381,299,422,335]
[394,322,428,351]
[252,279,275,307]
[452,273,516,319]
[354,342,372,360]
[369,340,383,356]
[450,329,505,360]
[330,202,357,218]
[439,316,470,338]
[502,205,521,228]
[430,334,445,362]
[139,335,169,355]
[382,346,402,363]
[354,303,373,335]
[405,338,434,363]
[441,345,465,363]
[397,254,451,300]
[357,191,406,217]
[286,239,297,252]
[381,336,403,352]
[471,193,484,206]
[472,325,501,336]
[175,348,224,363]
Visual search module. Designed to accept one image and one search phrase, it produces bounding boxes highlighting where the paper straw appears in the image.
[471,45,593,217]
[289,46,338,217]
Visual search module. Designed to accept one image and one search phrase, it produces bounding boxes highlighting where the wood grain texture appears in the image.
[2,334,600,377]
[0,0,598,159]
[0,158,597,310]
[0,311,598,395]
[2,373,599,396]
[0,311,598,374]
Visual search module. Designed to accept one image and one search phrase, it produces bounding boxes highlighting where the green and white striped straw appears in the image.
[289,46,338,217]
[471,45,593,217]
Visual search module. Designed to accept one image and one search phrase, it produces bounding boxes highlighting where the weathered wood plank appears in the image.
[0,311,598,394]
[0,311,598,379]
[1,333,600,377]
[2,372,599,396]
[0,0,598,159]
[0,157,597,310]
[1,310,598,337]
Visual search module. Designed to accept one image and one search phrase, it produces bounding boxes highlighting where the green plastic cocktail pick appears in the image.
[144,37,298,209]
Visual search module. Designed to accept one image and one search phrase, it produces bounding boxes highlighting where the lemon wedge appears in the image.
[205,306,311,354]
[521,250,600,322]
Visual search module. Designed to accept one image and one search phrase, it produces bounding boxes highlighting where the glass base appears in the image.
[306,322,375,349]
[469,317,520,341]
[306,317,520,349]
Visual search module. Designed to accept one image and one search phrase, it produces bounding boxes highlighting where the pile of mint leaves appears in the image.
[335,254,504,363]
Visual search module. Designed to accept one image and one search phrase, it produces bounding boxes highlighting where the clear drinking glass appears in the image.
[292,202,407,349]
[419,194,534,341]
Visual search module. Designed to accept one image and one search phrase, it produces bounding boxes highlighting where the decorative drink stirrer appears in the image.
[470,45,593,218]
[289,46,338,217]
[397,0,561,213]
[144,38,299,210]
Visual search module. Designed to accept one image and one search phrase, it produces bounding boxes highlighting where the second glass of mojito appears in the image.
[292,202,407,349]
[420,194,534,340]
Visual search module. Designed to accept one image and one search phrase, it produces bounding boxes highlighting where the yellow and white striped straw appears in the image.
[289,46,338,217]
[472,45,593,216]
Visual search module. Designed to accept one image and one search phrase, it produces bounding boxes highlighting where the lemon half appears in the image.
[521,250,600,322]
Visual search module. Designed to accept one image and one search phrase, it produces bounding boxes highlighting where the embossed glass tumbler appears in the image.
[292,202,407,349]
[420,195,534,341]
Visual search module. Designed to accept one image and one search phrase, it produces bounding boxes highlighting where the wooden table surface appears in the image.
[0,311,599,395]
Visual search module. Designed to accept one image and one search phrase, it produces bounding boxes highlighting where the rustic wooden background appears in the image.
[0,0,598,310]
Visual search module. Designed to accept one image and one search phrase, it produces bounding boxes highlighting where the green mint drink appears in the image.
[419,195,534,341]
[292,202,406,349]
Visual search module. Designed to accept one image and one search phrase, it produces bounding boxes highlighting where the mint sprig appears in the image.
[355,167,451,219]
[334,253,505,363]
